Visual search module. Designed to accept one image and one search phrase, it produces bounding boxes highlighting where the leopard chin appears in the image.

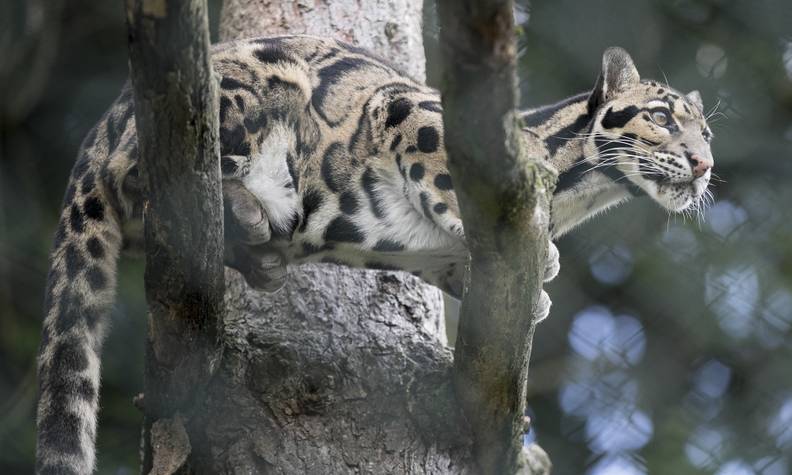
[641,174,711,212]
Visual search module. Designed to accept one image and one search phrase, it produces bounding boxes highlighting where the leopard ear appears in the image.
[588,47,641,113]
[686,90,704,111]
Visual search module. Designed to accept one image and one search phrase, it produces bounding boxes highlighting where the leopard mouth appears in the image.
[651,176,710,212]
[616,150,711,212]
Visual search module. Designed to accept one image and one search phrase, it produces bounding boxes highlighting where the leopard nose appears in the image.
[687,153,713,178]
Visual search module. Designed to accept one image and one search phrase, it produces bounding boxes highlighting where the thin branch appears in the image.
[436,1,555,473]
[125,0,224,471]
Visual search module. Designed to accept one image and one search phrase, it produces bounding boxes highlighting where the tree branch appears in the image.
[125,0,224,471]
[436,1,556,473]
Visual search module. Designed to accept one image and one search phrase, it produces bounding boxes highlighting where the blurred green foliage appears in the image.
[515,1,792,474]
[1,0,791,473]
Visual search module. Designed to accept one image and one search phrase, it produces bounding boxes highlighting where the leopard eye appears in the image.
[651,110,670,127]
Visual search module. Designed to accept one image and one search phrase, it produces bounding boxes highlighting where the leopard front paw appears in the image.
[544,240,560,283]
[243,249,288,293]
[536,289,552,323]
[223,180,271,245]
[225,244,287,293]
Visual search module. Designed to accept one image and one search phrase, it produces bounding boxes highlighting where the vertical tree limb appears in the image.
[125,0,224,472]
[436,1,556,473]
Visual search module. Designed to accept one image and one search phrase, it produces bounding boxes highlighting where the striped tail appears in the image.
[35,145,122,474]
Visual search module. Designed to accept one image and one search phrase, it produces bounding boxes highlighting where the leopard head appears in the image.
[586,47,714,212]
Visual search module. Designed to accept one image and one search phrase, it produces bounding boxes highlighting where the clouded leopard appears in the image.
[36,35,714,474]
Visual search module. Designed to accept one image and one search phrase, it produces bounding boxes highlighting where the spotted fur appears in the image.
[36,38,713,473]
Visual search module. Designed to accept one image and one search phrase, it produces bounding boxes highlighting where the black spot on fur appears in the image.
[419,192,434,221]
[83,197,104,221]
[362,168,386,219]
[69,204,84,234]
[434,202,448,214]
[418,100,442,113]
[83,307,100,329]
[339,191,359,215]
[52,338,89,373]
[406,145,417,153]
[395,155,406,179]
[221,156,239,175]
[373,239,404,252]
[107,104,134,153]
[87,237,105,259]
[234,94,245,111]
[86,266,106,290]
[409,163,425,181]
[434,174,453,190]
[324,217,365,243]
[266,75,302,94]
[313,57,372,125]
[601,106,640,129]
[286,153,299,190]
[220,96,232,122]
[54,290,81,333]
[385,98,412,128]
[77,378,97,401]
[417,126,439,153]
[254,46,295,64]
[38,412,84,456]
[390,134,402,151]
[321,143,347,193]
[64,244,84,279]
[81,172,95,195]
[299,188,324,233]
[243,112,268,134]
[302,242,322,255]
[220,126,250,157]
[221,76,247,91]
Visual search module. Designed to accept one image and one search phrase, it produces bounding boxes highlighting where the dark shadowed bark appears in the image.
[125,0,224,472]
[437,0,556,473]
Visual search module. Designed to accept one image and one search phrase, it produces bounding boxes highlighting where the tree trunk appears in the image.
[125,1,553,473]
[436,1,556,473]
[125,0,225,472]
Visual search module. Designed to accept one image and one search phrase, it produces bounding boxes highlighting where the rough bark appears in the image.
[207,1,477,472]
[436,1,556,473]
[122,0,551,472]
[125,0,225,472]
